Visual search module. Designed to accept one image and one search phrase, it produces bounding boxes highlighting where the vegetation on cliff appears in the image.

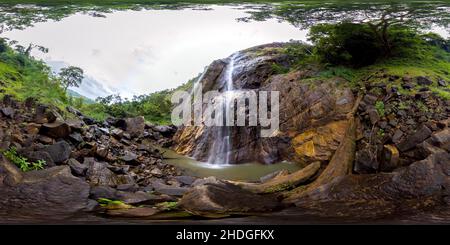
[1,22,448,125]
[0,1,448,125]
[0,36,193,124]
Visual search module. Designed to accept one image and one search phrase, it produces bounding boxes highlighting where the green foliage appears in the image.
[155,201,179,211]
[88,76,196,124]
[283,42,315,66]
[0,37,187,125]
[308,21,449,69]
[318,66,356,82]
[309,22,383,67]
[59,66,84,92]
[397,101,409,110]
[431,88,450,100]
[377,128,385,138]
[2,147,46,172]
[271,63,289,74]
[375,101,385,117]
[97,198,132,209]
[416,101,429,112]
[97,198,124,206]
[0,37,68,109]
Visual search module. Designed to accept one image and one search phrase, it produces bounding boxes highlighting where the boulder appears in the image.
[66,106,83,116]
[354,149,378,174]
[150,167,163,176]
[121,151,137,163]
[95,145,109,159]
[417,141,446,158]
[153,125,177,137]
[24,97,36,108]
[402,82,415,90]
[367,108,380,124]
[41,141,72,164]
[67,158,88,176]
[416,76,433,86]
[438,79,447,87]
[397,125,432,152]
[115,191,170,205]
[89,185,117,200]
[0,155,90,217]
[40,121,71,139]
[68,132,84,144]
[1,107,14,119]
[116,183,138,192]
[66,119,84,131]
[2,95,14,106]
[380,144,400,171]
[392,129,404,144]
[430,128,450,152]
[37,135,54,145]
[152,181,190,196]
[25,123,41,135]
[82,116,96,125]
[179,181,281,217]
[111,128,124,139]
[125,116,145,138]
[18,149,55,167]
[45,109,63,123]
[85,158,119,186]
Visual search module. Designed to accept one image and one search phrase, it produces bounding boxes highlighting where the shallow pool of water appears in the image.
[160,147,303,182]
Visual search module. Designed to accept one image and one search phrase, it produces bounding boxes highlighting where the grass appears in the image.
[375,101,385,117]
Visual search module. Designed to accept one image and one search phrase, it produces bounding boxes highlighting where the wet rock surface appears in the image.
[288,152,450,218]
[174,43,355,164]
[179,180,282,217]
[1,42,450,222]
[0,155,90,217]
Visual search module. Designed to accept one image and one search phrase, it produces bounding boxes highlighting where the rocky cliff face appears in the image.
[173,43,355,164]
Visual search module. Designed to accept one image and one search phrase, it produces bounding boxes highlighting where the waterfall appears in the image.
[207,52,239,165]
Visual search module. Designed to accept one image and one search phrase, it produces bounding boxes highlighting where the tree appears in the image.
[59,66,84,92]
[309,22,383,66]
[242,2,450,55]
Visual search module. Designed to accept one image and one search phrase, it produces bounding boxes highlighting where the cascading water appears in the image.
[207,52,239,165]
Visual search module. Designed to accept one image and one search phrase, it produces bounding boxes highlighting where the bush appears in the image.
[308,22,435,68]
[309,22,383,67]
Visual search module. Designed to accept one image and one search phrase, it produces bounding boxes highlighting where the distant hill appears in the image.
[67,89,95,104]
